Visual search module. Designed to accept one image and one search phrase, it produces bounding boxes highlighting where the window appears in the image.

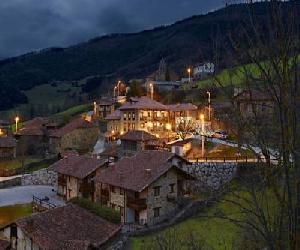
[154,186,160,197]
[153,207,161,218]
[169,183,175,193]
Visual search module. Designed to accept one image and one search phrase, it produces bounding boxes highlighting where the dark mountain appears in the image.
[0,1,298,110]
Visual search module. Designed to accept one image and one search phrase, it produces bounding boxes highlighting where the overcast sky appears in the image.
[0,0,225,58]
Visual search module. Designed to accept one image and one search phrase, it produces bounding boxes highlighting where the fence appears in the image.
[189,156,262,163]
[32,195,57,211]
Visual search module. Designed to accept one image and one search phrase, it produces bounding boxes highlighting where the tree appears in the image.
[210,1,300,248]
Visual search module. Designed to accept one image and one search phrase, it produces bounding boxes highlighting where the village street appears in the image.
[0,185,65,207]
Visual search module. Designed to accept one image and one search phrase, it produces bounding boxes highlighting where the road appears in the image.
[0,185,65,207]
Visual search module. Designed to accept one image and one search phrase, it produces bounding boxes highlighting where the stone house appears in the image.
[49,117,99,155]
[119,130,157,157]
[49,154,108,201]
[170,138,193,157]
[96,99,115,119]
[15,117,50,156]
[0,136,17,159]
[167,103,198,130]
[118,96,170,136]
[105,109,122,139]
[95,150,194,226]
[0,204,121,250]
[233,89,275,117]
[0,120,10,136]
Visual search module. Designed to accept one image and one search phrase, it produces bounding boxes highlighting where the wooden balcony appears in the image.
[127,197,147,211]
[79,183,95,195]
[58,176,66,186]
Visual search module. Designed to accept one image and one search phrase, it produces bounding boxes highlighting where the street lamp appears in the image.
[207,91,211,121]
[149,83,154,100]
[200,114,205,157]
[15,116,20,133]
[187,68,191,82]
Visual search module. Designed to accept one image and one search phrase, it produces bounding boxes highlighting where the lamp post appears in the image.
[114,86,117,99]
[15,116,20,133]
[187,68,191,82]
[200,114,205,157]
[149,83,154,100]
[207,91,211,121]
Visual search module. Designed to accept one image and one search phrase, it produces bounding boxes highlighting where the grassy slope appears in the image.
[130,182,280,250]
[196,63,260,89]
[0,204,33,227]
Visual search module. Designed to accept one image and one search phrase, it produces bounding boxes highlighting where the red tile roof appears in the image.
[119,96,168,110]
[15,204,121,250]
[120,130,156,141]
[49,155,107,179]
[167,103,198,112]
[16,117,49,136]
[50,118,94,138]
[0,136,17,148]
[95,150,192,192]
[105,109,122,120]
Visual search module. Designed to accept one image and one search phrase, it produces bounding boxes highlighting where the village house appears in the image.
[0,136,17,159]
[15,117,50,156]
[49,117,99,155]
[169,138,193,157]
[95,150,194,226]
[119,130,157,157]
[167,103,199,129]
[105,109,122,139]
[0,204,121,250]
[0,120,10,136]
[49,153,108,201]
[118,96,170,136]
[95,99,115,119]
[233,89,275,117]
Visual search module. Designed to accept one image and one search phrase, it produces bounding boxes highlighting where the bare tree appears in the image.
[209,1,300,249]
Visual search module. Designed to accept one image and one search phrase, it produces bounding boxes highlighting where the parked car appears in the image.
[213,130,228,139]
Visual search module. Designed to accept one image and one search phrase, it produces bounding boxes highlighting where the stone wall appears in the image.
[21,169,57,186]
[187,162,237,191]
[0,177,21,189]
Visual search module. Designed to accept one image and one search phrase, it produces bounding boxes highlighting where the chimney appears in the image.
[145,168,152,177]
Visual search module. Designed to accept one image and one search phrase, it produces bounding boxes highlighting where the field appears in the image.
[0,82,88,120]
[0,157,43,170]
[0,204,33,227]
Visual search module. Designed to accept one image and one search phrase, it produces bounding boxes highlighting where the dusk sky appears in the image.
[0,0,226,58]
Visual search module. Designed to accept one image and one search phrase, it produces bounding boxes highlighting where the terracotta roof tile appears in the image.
[16,117,49,136]
[167,103,198,112]
[50,118,94,138]
[119,96,168,110]
[120,130,156,141]
[49,155,107,179]
[0,136,17,148]
[16,204,121,250]
[95,150,192,192]
[105,109,122,120]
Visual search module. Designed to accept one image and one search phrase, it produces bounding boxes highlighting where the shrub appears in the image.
[69,197,121,224]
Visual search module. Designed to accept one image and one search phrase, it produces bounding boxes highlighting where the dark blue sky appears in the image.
[0,0,226,58]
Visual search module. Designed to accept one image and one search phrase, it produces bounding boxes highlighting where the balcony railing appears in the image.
[127,197,147,211]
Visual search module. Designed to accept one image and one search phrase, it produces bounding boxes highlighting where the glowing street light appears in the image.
[15,116,20,132]
[187,68,191,82]
[207,91,211,121]
[149,83,154,100]
[200,114,205,157]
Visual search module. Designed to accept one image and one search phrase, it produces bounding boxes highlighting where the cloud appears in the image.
[0,0,224,58]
